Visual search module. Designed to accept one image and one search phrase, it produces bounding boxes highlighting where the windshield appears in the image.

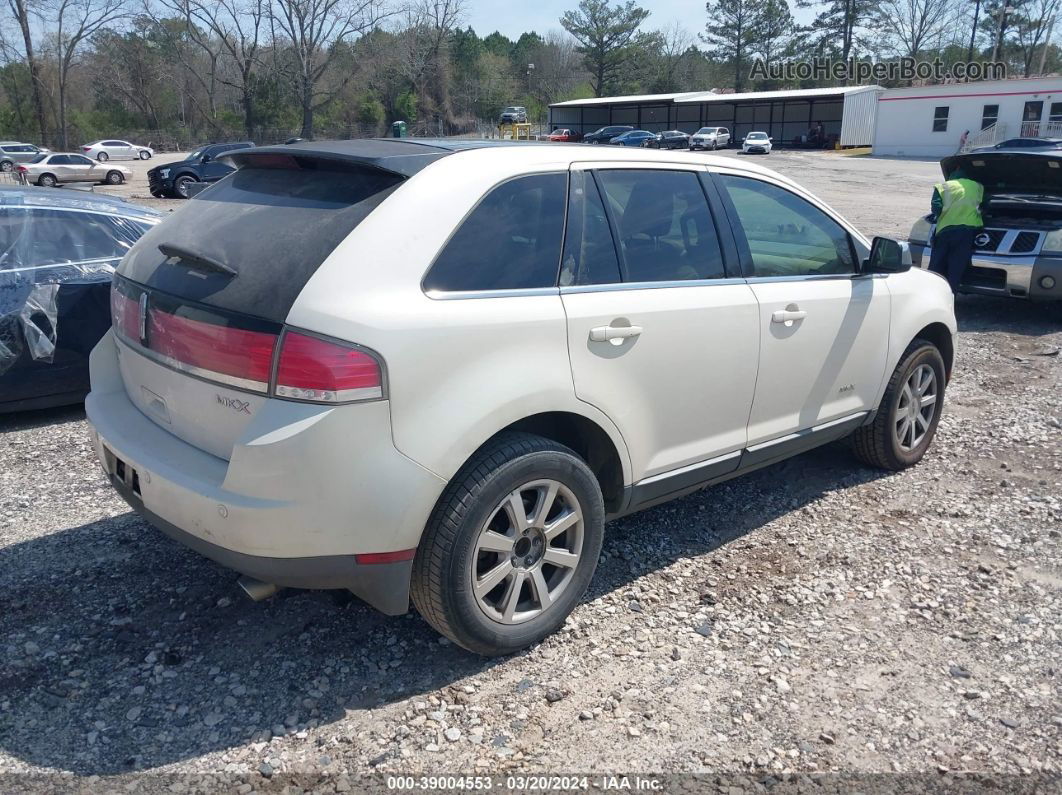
[696,128,716,135]
[748,133,768,140]
[187,148,205,160]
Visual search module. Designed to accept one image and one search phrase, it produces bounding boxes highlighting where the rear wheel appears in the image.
[105,170,123,185]
[411,432,605,656]
[0,160,13,172]
[852,340,946,470]
[37,173,57,187]
[97,152,109,162]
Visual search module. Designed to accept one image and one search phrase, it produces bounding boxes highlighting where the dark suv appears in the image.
[147,142,254,198]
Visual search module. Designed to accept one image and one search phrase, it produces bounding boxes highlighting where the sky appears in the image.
[462,1,815,42]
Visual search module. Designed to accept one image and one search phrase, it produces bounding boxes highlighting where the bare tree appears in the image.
[7,0,48,143]
[46,0,127,148]
[875,0,953,57]
[157,0,266,139]
[268,0,389,138]
[1012,0,1060,74]
[397,0,465,129]
[653,21,693,92]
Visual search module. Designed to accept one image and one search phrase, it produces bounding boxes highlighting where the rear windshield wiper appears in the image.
[158,243,238,277]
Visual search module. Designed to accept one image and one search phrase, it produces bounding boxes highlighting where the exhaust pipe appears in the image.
[238,575,279,602]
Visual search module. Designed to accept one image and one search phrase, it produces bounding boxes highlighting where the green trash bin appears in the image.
[392,121,407,138]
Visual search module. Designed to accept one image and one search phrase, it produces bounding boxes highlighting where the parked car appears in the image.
[0,187,160,412]
[548,128,580,142]
[0,142,49,172]
[499,107,528,124]
[582,125,633,144]
[643,130,690,149]
[908,149,1062,302]
[689,126,730,151]
[609,129,655,147]
[82,140,154,161]
[742,131,773,154]
[18,153,131,187]
[147,142,255,198]
[972,137,1062,152]
[87,139,956,655]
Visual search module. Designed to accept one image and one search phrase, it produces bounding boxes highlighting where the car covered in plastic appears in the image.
[0,187,161,412]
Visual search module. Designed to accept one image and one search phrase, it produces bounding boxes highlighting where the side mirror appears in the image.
[200,154,212,163]
[864,237,913,274]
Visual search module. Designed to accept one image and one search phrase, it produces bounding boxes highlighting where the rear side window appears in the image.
[596,169,725,282]
[719,174,855,277]
[424,173,566,292]
[0,210,133,268]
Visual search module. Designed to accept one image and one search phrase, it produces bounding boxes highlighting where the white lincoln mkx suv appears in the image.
[87,140,957,655]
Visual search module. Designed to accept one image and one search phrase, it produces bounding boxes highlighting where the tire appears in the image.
[139,150,150,160]
[411,432,605,656]
[174,175,195,198]
[97,152,108,162]
[105,170,123,185]
[852,340,946,471]
[0,160,13,172]
[150,189,163,198]
[37,173,57,187]
[711,140,717,151]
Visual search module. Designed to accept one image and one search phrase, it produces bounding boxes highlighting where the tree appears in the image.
[7,0,48,143]
[874,0,952,57]
[702,0,759,91]
[47,0,128,148]
[268,0,389,138]
[651,21,694,93]
[751,0,795,69]
[1011,0,1059,74]
[797,0,879,61]
[560,0,651,97]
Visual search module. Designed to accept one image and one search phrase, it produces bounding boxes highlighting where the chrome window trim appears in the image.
[424,286,561,300]
[561,277,748,294]
[742,273,861,284]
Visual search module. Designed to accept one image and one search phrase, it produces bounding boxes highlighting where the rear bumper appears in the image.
[911,244,1062,301]
[107,472,412,613]
[85,331,447,613]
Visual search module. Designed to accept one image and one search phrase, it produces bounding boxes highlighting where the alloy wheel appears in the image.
[471,479,583,625]
[894,363,937,452]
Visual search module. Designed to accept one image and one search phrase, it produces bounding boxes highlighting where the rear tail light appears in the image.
[17,165,26,172]
[110,282,384,404]
[82,146,90,151]
[275,331,383,403]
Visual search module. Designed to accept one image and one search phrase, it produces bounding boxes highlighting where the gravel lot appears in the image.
[1,149,1060,788]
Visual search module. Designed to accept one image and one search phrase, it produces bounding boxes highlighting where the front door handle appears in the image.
[589,324,643,342]
[771,308,807,324]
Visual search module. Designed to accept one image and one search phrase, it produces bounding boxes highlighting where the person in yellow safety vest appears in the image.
[928,166,984,292]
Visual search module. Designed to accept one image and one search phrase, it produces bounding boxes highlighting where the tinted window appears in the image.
[560,171,621,286]
[103,141,125,146]
[49,155,70,165]
[719,175,855,277]
[424,173,566,292]
[933,106,949,132]
[596,169,725,282]
[71,155,93,165]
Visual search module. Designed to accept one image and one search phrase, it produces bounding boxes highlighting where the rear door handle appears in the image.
[589,324,643,342]
[771,309,807,324]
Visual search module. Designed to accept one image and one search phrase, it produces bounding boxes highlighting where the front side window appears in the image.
[719,174,855,278]
[933,106,949,132]
[596,169,725,282]
[424,173,567,292]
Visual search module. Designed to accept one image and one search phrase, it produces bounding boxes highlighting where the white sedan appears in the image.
[742,131,773,154]
[81,139,154,162]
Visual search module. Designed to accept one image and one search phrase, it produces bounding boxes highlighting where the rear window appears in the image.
[118,162,403,322]
[423,173,567,293]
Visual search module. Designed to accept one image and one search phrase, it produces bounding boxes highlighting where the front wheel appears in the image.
[411,433,605,656]
[105,170,123,184]
[174,175,195,198]
[852,340,946,470]
[97,152,109,162]
[139,150,150,160]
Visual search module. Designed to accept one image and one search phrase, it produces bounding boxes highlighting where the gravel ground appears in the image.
[1,150,1060,788]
